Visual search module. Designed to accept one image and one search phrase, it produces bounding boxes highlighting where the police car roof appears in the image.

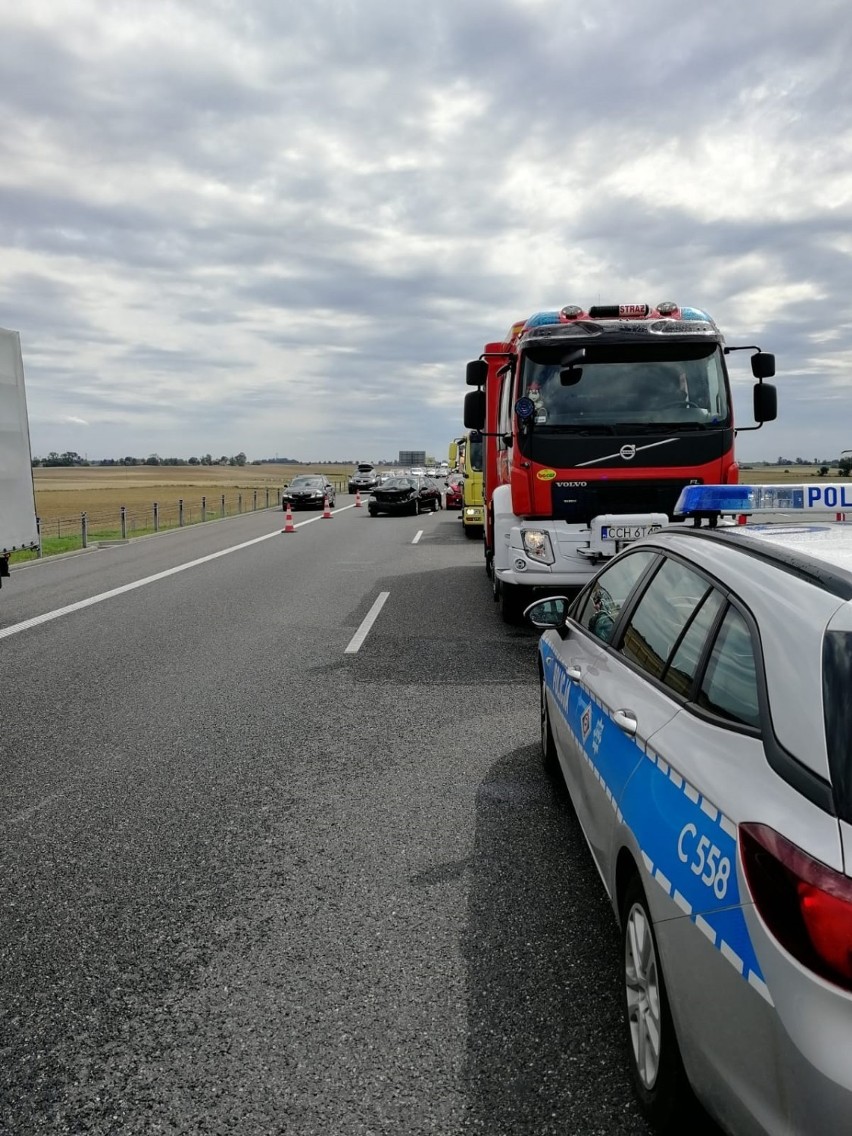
[664,482,852,597]
[658,521,852,600]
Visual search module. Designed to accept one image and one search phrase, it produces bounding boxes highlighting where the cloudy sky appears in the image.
[2,0,851,463]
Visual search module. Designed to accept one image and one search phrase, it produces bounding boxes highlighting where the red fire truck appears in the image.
[464,302,777,621]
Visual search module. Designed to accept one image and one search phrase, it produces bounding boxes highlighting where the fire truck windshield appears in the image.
[521,343,729,430]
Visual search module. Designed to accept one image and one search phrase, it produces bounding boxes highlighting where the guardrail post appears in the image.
[202,495,207,522]
[120,506,127,539]
[81,512,88,549]
[179,498,184,527]
[36,516,43,558]
[153,502,159,532]
[220,493,225,518]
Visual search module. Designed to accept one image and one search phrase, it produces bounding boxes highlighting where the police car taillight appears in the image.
[740,823,852,989]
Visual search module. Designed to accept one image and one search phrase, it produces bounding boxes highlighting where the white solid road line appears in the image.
[344,591,389,654]
[0,505,357,642]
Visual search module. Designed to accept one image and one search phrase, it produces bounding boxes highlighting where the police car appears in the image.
[527,483,852,1134]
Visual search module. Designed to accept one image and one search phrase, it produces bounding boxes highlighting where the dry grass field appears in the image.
[31,463,352,533]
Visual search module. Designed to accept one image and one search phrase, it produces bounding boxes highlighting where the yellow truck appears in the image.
[449,432,483,539]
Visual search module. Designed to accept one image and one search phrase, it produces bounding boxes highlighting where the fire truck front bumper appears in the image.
[497,512,668,590]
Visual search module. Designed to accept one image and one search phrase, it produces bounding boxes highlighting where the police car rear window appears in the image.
[696,607,760,729]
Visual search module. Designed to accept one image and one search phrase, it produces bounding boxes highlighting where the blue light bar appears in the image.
[675,484,852,516]
[679,306,715,323]
[524,311,561,328]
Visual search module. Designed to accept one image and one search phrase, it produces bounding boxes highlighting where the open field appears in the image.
[8,465,354,561]
[31,464,350,527]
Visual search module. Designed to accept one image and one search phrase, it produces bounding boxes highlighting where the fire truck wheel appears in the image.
[499,580,525,624]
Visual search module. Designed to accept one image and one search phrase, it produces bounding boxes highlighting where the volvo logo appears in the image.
[575,438,678,468]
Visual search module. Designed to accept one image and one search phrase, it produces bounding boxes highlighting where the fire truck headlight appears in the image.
[522,530,555,565]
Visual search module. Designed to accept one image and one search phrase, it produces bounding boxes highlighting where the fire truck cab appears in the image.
[465,302,777,621]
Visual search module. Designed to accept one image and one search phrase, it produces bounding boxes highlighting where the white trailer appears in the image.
[0,328,39,586]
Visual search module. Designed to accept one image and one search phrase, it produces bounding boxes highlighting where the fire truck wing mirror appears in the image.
[464,389,486,430]
[751,352,776,379]
[754,382,777,423]
[466,359,488,387]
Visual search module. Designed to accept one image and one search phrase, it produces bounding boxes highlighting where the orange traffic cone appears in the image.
[282,503,296,533]
[322,496,333,519]
[355,490,363,508]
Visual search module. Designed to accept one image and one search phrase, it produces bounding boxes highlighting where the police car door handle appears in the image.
[613,709,638,736]
[566,665,582,680]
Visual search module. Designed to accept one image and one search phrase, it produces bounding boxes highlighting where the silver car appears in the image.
[528,482,852,1134]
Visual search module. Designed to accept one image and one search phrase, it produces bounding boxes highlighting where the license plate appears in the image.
[600,524,661,542]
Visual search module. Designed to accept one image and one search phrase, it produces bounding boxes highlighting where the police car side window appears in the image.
[620,558,711,681]
[664,588,725,697]
[574,550,658,643]
[697,607,760,729]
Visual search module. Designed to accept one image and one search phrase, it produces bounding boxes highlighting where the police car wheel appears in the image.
[540,674,560,778]
[622,876,693,1130]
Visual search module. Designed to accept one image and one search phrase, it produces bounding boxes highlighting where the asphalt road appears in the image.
[1,498,678,1135]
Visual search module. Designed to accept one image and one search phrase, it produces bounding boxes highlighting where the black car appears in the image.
[348,464,380,493]
[282,475,336,510]
[368,476,442,516]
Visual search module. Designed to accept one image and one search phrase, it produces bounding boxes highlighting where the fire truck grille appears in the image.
[551,479,696,524]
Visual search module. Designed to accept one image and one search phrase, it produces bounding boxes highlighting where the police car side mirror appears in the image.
[525,597,571,633]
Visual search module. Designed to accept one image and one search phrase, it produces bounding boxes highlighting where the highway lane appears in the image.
[0,502,664,1135]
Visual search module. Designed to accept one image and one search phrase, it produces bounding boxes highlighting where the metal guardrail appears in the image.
[17,478,353,560]
[33,486,296,550]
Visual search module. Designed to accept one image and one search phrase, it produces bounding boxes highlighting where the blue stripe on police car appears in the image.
[541,639,771,1003]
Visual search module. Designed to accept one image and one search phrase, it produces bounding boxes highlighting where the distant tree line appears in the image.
[31,453,411,468]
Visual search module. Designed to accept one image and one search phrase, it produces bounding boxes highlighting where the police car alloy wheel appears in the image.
[621,876,692,1128]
